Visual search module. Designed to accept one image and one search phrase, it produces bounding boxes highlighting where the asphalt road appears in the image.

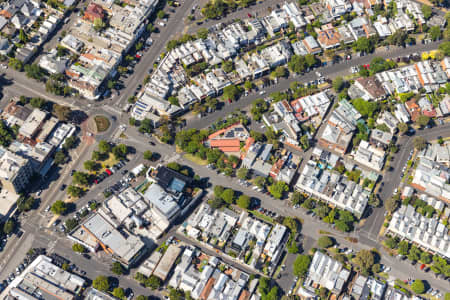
[359,123,450,243]
[185,41,441,130]
[112,0,199,109]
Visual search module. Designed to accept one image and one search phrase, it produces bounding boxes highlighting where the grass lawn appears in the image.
[250,210,274,223]
[101,153,119,168]
[184,153,208,165]
[94,115,110,132]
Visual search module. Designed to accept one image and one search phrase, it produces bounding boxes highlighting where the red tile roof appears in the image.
[200,278,215,300]
[210,139,240,148]
[238,290,250,300]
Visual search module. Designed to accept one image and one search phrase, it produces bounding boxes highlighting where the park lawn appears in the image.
[94,115,110,132]
[184,153,208,165]
[101,153,119,168]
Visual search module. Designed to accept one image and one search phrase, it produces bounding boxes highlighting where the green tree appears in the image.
[408,245,422,262]
[237,168,249,180]
[145,275,162,290]
[143,150,153,160]
[352,98,379,118]
[67,185,83,198]
[385,237,398,249]
[439,41,450,56]
[53,151,67,165]
[254,176,266,188]
[98,140,111,154]
[213,185,224,198]
[112,144,128,159]
[93,18,106,31]
[354,250,375,274]
[168,287,184,300]
[3,219,15,234]
[300,135,309,150]
[222,60,234,73]
[51,200,67,215]
[139,119,153,134]
[72,243,85,253]
[222,85,240,101]
[237,195,251,209]
[269,181,288,199]
[111,262,125,275]
[8,58,23,71]
[430,26,442,41]
[84,160,99,171]
[317,236,334,248]
[270,66,287,79]
[304,54,318,67]
[65,218,79,232]
[73,172,89,186]
[287,239,299,254]
[136,296,147,300]
[19,29,28,43]
[244,81,253,91]
[354,37,374,53]
[332,76,346,92]
[209,197,224,209]
[17,196,36,212]
[53,104,72,121]
[288,54,306,73]
[197,28,208,39]
[113,287,125,299]
[398,240,410,256]
[221,189,235,204]
[157,10,166,19]
[291,192,305,205]
[413,137,427,151]
[93,276,109,292]
[62,136,77,150]
[411,280,425,294]
[25,65,45,81]
[421,5,432,20]
[293,255,311,277]
[416,115,430,128]
[397,122,408,134]
[420,252,431,264]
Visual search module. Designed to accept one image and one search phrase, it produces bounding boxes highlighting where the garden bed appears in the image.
[94,115,110,132]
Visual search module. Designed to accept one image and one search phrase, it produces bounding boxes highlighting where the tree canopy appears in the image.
[92,276,109,292]
[293,255,311,277]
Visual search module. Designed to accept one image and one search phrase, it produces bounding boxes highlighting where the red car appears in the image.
[135,53,141,59]
[105,169,112,176]
[420,264,425,270]
[94,179,98,184]
[247,13,252,18]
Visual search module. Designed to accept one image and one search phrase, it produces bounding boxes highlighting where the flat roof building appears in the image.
[0,147,33,194]
[18,108,47,140]
[1,255,85,300]
[153,245,182,281]
[79,213,147,267]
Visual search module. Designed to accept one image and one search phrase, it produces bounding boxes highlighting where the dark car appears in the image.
[82,254,91,260]
[60,184,67,191]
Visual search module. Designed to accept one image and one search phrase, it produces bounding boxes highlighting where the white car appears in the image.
[259,90,266,95]
[384,266,391,272]
[394,188,398,194]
